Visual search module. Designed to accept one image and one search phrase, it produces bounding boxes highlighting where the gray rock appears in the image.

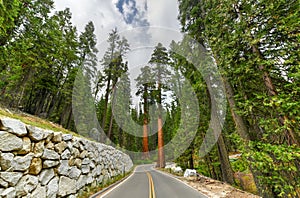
[33,140,45,157]
[45,141,54,149]
[1,187,16,198]
[91,168,97,177]
[28,157,42,175]
[74,158,82,168]
[96,175,104,183]
[52,132,62,143]
[96,165,102,176]
[79,143,85,152]
[0,131,23,151]
[0,178,8,188]
[67,195,76,198]
[84,142,95,153]
[45,132,54,143]
[82,158,90,165]
[69,167,81,179]
[82,164,90,174]
[39,169,54,186]
[62,134,73,141]
[43,160,59,168]
[0,172,23,186]
[27,125,49,141]
[71,148,80,158]
[90,161,95,169]
[76,175,88,190]
[0,152,14,170]
[57,160,70,176]
[0,117,27,136]
[88,151,96,159]
[31,184,46,198]
[54,141,67,154]
[58,176,76,197]
[18,137,31,154]
[47,177,58,198]
[86,173,93,184]
[16,175,38,196]
[12,153,33,171]
[72,139,80,148]
[42,149,59,160]
[79,150,88,159]
[44,129,53,140]
[61,149,71,159]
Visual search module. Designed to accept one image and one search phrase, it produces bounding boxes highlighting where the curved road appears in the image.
[98,164,207,198]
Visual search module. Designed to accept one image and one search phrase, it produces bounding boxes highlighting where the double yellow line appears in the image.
[146,172,156,198]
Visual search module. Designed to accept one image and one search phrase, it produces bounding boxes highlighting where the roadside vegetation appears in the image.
[0,107,75,135]
[77,167,134,198]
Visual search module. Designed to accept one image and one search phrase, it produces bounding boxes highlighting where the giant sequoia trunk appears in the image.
[142,85,150,159]
[157,81,165,168]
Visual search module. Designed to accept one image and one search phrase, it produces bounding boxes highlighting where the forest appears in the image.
[0,0,299,197]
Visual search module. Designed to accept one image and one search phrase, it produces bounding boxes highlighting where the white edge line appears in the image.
[152,168,209,198]
[100,166,137,198]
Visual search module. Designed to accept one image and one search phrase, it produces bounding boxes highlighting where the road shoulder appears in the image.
[156,169,261,198]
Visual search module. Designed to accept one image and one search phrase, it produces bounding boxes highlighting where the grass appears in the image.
[160,167,184,177]
[0,107,78,136]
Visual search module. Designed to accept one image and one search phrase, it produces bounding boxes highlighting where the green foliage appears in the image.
[178,0,300,196]
[245,142,300,197]
[231,158,248,173]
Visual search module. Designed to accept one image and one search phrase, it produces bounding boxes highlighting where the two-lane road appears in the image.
[98,164,207,198]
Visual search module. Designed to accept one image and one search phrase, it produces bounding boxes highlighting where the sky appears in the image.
[53,0,183,105]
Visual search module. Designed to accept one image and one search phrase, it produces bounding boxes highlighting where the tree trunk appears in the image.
[107,84,116,139]
[142,86,150,159]
[188,145,194,169]
[66,105,72,129]
[157,81,165,168]
[208,82,235,184]
[223,76,250,141]
[102,73,111,132]
[252,44,299,146]
[216,134,235,184]
[205,155,217,179]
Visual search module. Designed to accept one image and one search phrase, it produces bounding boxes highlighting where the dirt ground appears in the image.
[177,174,261,198]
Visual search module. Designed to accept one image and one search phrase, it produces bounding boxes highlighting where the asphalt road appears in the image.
[99,164,207,198]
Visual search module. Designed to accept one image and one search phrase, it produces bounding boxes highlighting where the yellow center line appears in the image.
[147,172,151,198]
[146,171,156,198]
[150,173,156,198]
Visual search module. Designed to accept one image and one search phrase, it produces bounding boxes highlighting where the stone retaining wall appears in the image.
[0,117,133,197]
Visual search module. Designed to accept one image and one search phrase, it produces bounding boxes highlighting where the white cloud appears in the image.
[147,0,181,29]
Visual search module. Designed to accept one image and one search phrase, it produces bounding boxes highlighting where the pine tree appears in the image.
[149,43,171,168]
[79,21,98,89]
[100,28,129,137]
[135,65,155,159]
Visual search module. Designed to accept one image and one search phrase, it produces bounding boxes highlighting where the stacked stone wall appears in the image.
[0,117,133,197]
